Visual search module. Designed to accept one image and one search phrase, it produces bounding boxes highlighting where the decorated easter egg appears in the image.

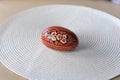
[41,26,79,51]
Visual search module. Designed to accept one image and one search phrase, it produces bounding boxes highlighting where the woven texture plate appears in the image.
[0,5,120,80]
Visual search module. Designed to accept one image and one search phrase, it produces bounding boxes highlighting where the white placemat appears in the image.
[0,5,120,80]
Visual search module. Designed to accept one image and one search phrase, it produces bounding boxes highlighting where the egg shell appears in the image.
[41,26,79,51]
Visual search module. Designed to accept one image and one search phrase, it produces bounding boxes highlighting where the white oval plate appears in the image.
[0,5,120,80]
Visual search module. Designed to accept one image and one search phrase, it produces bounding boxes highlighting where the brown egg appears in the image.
[41,26,79,51]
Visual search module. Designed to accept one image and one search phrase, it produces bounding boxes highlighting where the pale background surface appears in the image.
[0,0,120,80]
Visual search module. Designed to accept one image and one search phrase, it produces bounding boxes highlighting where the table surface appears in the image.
[0,1,120,80]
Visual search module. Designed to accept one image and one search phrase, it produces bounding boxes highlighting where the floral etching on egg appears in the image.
[44,30,76,45]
